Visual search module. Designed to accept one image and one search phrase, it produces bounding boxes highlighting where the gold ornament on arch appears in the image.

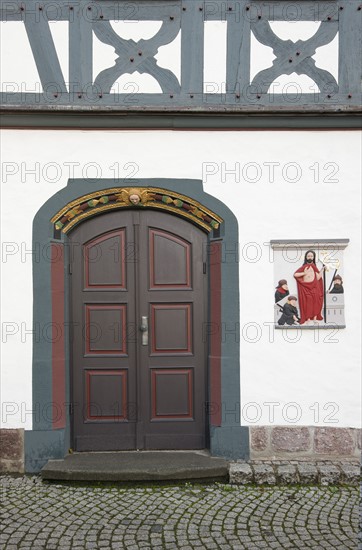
[51,186,223,233]
[115,188,156,206]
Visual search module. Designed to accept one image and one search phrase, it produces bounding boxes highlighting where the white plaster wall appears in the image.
[1,20,339,94]
[1,129,361,430]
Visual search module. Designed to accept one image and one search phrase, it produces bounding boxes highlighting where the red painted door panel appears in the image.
[70,210,207,451]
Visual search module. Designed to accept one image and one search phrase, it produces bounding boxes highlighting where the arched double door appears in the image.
[70,210,208,451]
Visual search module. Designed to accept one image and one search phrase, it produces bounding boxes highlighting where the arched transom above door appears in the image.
[51,187,223,234]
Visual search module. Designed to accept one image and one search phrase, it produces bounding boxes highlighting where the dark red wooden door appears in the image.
[70,210,207,451]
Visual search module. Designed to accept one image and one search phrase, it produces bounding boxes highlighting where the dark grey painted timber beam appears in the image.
[1,95,361,109]
[1,111,361,129]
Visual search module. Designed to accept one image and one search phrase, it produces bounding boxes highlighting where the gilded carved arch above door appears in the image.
[51,187,223,234]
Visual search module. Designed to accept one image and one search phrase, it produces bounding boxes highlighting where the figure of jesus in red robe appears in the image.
[294,250,325,325]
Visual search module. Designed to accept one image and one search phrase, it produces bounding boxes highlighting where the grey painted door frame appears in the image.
[25,178,249,473]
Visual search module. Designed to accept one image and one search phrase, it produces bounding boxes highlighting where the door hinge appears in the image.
[203,262,207,274]
[68,262,72,275]
[69,402,74,415]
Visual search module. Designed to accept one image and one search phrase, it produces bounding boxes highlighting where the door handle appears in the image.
[140,316,148,346]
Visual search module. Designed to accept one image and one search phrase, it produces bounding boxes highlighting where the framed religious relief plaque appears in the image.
[271,240,349,329]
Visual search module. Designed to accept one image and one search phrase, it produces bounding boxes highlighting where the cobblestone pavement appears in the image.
[0,476,359,550]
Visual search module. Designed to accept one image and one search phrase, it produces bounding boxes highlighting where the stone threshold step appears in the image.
[41,451,229,482]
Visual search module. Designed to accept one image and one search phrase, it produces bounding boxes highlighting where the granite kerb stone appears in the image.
[229,460,361,486]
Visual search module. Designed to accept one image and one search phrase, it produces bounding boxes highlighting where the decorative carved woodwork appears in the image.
[51,187,223,233]
[1,0,360,111]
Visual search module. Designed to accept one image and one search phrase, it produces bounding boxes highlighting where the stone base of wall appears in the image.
[0,429,24,474]
[1,426,360,474]
[250,426,361,460]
